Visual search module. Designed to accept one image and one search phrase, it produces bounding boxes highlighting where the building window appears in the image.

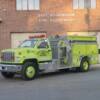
[73,0,96,9]
[91,0,96,8]
[16,0,40,11]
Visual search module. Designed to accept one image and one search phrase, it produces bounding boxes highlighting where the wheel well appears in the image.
[23,59,38,66]
[81,56,90,63]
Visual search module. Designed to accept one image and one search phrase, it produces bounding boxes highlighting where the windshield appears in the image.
[19,40,37,48]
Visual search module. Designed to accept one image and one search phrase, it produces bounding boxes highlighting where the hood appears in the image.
[2,48,35,52]
[0,48,37,63]
[1,48,36,57]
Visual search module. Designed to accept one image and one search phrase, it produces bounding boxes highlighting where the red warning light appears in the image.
[29,34,46,39]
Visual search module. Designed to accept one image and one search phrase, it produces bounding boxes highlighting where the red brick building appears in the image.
[0,0,100,50]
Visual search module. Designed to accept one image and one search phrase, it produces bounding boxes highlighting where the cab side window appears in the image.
[38,41,49,48]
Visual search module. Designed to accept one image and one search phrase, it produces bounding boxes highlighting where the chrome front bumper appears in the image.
[0,64,22,72]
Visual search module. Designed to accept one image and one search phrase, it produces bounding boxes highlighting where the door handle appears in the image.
[48,50,51,52]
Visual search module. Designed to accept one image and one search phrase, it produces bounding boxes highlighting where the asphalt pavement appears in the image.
[0,65,100,100]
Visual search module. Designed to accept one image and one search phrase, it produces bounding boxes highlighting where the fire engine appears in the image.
[0,36,98,80]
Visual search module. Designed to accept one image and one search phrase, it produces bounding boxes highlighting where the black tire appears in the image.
[80,58,90,72]
[1,72,15,79]
[21,62,38,81]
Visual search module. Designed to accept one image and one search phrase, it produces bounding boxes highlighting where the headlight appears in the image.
[15,57,21,63]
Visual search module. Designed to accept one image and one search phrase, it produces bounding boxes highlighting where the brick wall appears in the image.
[0,0,100,50]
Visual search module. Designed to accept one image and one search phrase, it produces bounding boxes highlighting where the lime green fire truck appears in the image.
[0,36,99,80]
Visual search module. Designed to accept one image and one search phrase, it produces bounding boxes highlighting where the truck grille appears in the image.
[1,52,14,62]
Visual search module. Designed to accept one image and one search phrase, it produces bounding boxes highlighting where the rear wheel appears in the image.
[21,62,38,80]
[80,58,90,72]
[1,72,15,79]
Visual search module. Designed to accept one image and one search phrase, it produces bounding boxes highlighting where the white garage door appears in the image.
[11,33,46,48]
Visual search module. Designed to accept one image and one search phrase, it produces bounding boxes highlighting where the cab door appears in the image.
[37,40,52,62]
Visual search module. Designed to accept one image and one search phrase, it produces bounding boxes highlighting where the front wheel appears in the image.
[80,58,90,72]
[21,62,38,80]
[1,72,15,79]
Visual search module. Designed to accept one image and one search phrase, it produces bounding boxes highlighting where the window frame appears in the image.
[16,0,40,11]
[38,41,49,49]
[73,0,96,9]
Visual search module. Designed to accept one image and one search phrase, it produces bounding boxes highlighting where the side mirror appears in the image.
[38,42,49,49]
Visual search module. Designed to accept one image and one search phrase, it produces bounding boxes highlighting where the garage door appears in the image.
[11,33,46,48]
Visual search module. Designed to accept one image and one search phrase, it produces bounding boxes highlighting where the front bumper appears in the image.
[0,64,22,72]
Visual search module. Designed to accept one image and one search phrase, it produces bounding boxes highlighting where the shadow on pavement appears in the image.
[0,66,100,81]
